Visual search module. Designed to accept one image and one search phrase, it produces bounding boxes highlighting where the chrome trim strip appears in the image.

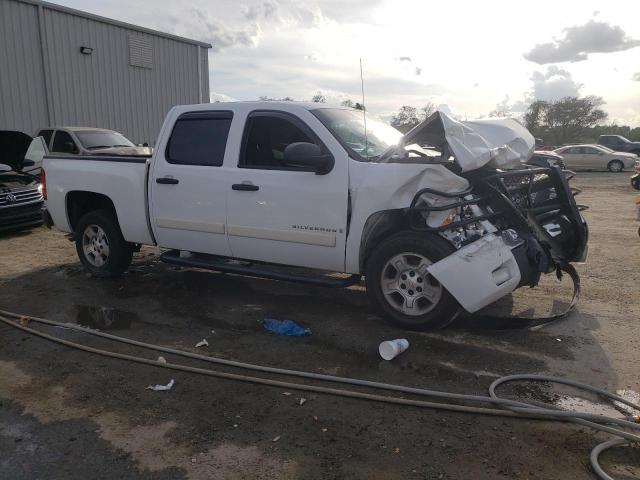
[155,218,225,234]
[227,224,336,247]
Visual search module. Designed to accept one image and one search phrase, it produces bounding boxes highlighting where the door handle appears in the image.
[232,183,259,191]
[156,177,179,185]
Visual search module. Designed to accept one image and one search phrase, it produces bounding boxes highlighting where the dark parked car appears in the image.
[527,150,565,169]
[597,135,640,155]
[0,131,45,232]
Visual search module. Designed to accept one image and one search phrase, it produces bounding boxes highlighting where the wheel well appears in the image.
[359,209,406,272]
[66,191,117,232]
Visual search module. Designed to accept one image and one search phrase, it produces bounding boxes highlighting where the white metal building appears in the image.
[0,0,211,144]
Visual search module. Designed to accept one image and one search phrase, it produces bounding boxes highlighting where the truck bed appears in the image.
[43,154,154,244]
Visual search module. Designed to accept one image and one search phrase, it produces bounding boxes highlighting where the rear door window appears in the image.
[51,131,78,154]
[166,111,233,166]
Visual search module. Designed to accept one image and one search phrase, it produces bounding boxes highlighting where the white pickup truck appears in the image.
[41,102,588,330]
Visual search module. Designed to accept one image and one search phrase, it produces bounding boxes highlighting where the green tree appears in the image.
[341,99,365,111]
[259,96,294,101]
[524,100,548,133]
[391,106,420,133]
[312,91,326,103]
[524,96,608,144]
[420,102,436,120]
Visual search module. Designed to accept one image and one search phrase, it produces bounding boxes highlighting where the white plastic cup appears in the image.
[379,339,410,361]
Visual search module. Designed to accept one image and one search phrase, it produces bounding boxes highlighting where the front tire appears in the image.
[365,232,460,330]
[608,160,624,172]
[75,210,134,277]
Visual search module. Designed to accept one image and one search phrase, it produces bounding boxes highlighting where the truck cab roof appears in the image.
[173,101,346,114]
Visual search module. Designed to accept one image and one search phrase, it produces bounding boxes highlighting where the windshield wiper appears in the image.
[86,145,111,150]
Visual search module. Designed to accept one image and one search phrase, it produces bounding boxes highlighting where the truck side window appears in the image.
[38,130,53,148]
[166,111,233,166]
[240,114,318,170]
[51,131,78,154]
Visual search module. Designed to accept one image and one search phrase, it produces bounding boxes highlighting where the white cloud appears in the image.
[210,92,236,102]
[530,66,583,101]
[185,8,261,52]
[491,66,582,116]
[524,20,640,64]
[50,0,640,126]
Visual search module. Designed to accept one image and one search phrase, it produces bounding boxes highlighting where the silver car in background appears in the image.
[553,144,637,172]
[36,127,151,159]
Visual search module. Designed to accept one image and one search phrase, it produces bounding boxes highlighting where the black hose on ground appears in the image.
[0,310,638,479]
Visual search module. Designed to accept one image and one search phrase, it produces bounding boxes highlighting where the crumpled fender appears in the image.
[345,162,469,273]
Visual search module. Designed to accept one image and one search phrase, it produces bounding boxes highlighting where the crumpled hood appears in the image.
[399,111,535,172]
[0,131,33,172]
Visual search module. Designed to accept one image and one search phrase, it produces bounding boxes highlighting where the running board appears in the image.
[159,250,361,288]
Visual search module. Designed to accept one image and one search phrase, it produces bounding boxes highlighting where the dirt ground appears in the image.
[1,172,639,480]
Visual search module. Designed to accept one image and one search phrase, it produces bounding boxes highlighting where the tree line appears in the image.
[524,96,640,145]
[257,92,639,145]
[259,91,365,110]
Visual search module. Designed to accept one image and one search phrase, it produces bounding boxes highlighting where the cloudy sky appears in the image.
[57,0,640,125]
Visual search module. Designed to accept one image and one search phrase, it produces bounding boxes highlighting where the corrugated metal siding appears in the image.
[0,0,210,144]
[0,0,49,135]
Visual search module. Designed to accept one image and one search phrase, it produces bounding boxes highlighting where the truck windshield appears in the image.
[311,108,402,161]
[75,131,135,149]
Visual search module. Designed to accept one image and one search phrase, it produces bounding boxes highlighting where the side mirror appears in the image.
[22,159,35,168]
[0,163,12,173]
[283,142,334,175]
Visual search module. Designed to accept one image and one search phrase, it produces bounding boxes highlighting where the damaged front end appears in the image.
[394,113,588,313]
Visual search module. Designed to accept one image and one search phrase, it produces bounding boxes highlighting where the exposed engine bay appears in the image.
[374,112,588,313]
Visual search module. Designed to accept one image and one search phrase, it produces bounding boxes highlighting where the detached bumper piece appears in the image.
[427,233,521,313]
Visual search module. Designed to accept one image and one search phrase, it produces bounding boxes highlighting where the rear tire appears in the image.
[75,210,134,277]
[365,231,460,330]
[607,160,624,173]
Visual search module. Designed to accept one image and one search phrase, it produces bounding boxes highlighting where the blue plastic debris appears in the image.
[262,318,311,337]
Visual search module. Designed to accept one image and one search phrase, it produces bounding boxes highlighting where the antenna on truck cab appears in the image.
[360,58,369,161]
